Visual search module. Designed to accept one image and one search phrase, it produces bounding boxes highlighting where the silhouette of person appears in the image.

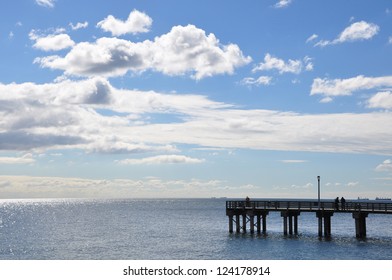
[246,196,250,207]
[335,197,339,210]
[341,197,346,210]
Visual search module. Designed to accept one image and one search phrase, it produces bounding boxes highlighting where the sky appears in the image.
[0,0,392,199]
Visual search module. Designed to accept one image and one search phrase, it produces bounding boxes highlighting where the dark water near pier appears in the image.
[1,198,392,260]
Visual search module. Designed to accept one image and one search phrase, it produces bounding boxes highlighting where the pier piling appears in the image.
[353,212,368,238]
[281,211,300,235]
[316,211,333,237]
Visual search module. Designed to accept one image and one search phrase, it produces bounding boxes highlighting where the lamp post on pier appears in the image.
[317,176,320,210]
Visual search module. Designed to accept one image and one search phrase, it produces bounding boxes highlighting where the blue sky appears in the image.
[0,0,392,199]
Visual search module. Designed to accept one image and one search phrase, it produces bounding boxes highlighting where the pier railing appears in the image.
[226,200,392,214]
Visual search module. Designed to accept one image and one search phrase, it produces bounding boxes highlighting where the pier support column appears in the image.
[262,214,267,233]
[228,215,233,233]
[294,215,298,235]
[249,215,255,234]
[242,214,247,233]
[353,212,368,238]
[316,211,334,237]
[324,215,331,237]
[281,211,300,236]
[256,214,261,233]
[318,216,322,237]
[283,215,288,235]
[254,211,269,234]
[236,214,240,233]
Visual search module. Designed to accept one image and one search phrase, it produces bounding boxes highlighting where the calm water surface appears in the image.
[1,198,392,259]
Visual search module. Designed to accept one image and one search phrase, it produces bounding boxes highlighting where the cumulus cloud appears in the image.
[315,21,379,47]
[31,33,75,51]
[35,0,55,8]
[253,53,313,74]
[35,24,251,79]
[117,155,205,165]
[336,21,379,42]
[97,10,152,36]
[311,75,392,101]
[367,91,392,109]
[274,0,292,8]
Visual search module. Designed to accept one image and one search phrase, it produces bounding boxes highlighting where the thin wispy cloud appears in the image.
[279,160,308,164]
[70,21,89,30]
[35,0,55,8]
[117,155,205,165]
[274,0,292,8]
[0,154,35,164]
[376,159,392,173]
[240,76,272,87]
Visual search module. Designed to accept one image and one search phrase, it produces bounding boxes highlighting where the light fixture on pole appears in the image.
[317,176,320,210]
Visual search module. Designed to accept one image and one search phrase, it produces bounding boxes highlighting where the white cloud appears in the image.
[0,153,35,164]
[306,34,318,43]
[347,182,359,187]
[97,10,152,36]
[253,53,313,74]
[31,33,75,51]
[336,21,379,42]
[291,183,312,189]
[70,21,89,30]
[320,97,333,103]
[274,0,292,8]
[367,91,392,109]
[240,76,272,87]
[376,159,392,172]
[315,21,379,47]
[35,24,251,79]
[311,75,392,100]
[117,155,205,165]
[279,160,308,163]
[35,0,55,8]
[1,78,392,156]
[389,36,392,44]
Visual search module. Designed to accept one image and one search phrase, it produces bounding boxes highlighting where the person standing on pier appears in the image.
[335,197,340,210]
[341,197,346,210]
[246,196,250,207]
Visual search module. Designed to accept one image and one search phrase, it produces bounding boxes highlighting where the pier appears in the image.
[226,200,392,238]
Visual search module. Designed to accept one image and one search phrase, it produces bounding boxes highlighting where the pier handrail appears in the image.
[226,200,392,213]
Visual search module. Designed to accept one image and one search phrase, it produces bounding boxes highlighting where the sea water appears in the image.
[1,198,392,260]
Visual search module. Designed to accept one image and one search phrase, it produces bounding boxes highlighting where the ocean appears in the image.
[1,198,392,260]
